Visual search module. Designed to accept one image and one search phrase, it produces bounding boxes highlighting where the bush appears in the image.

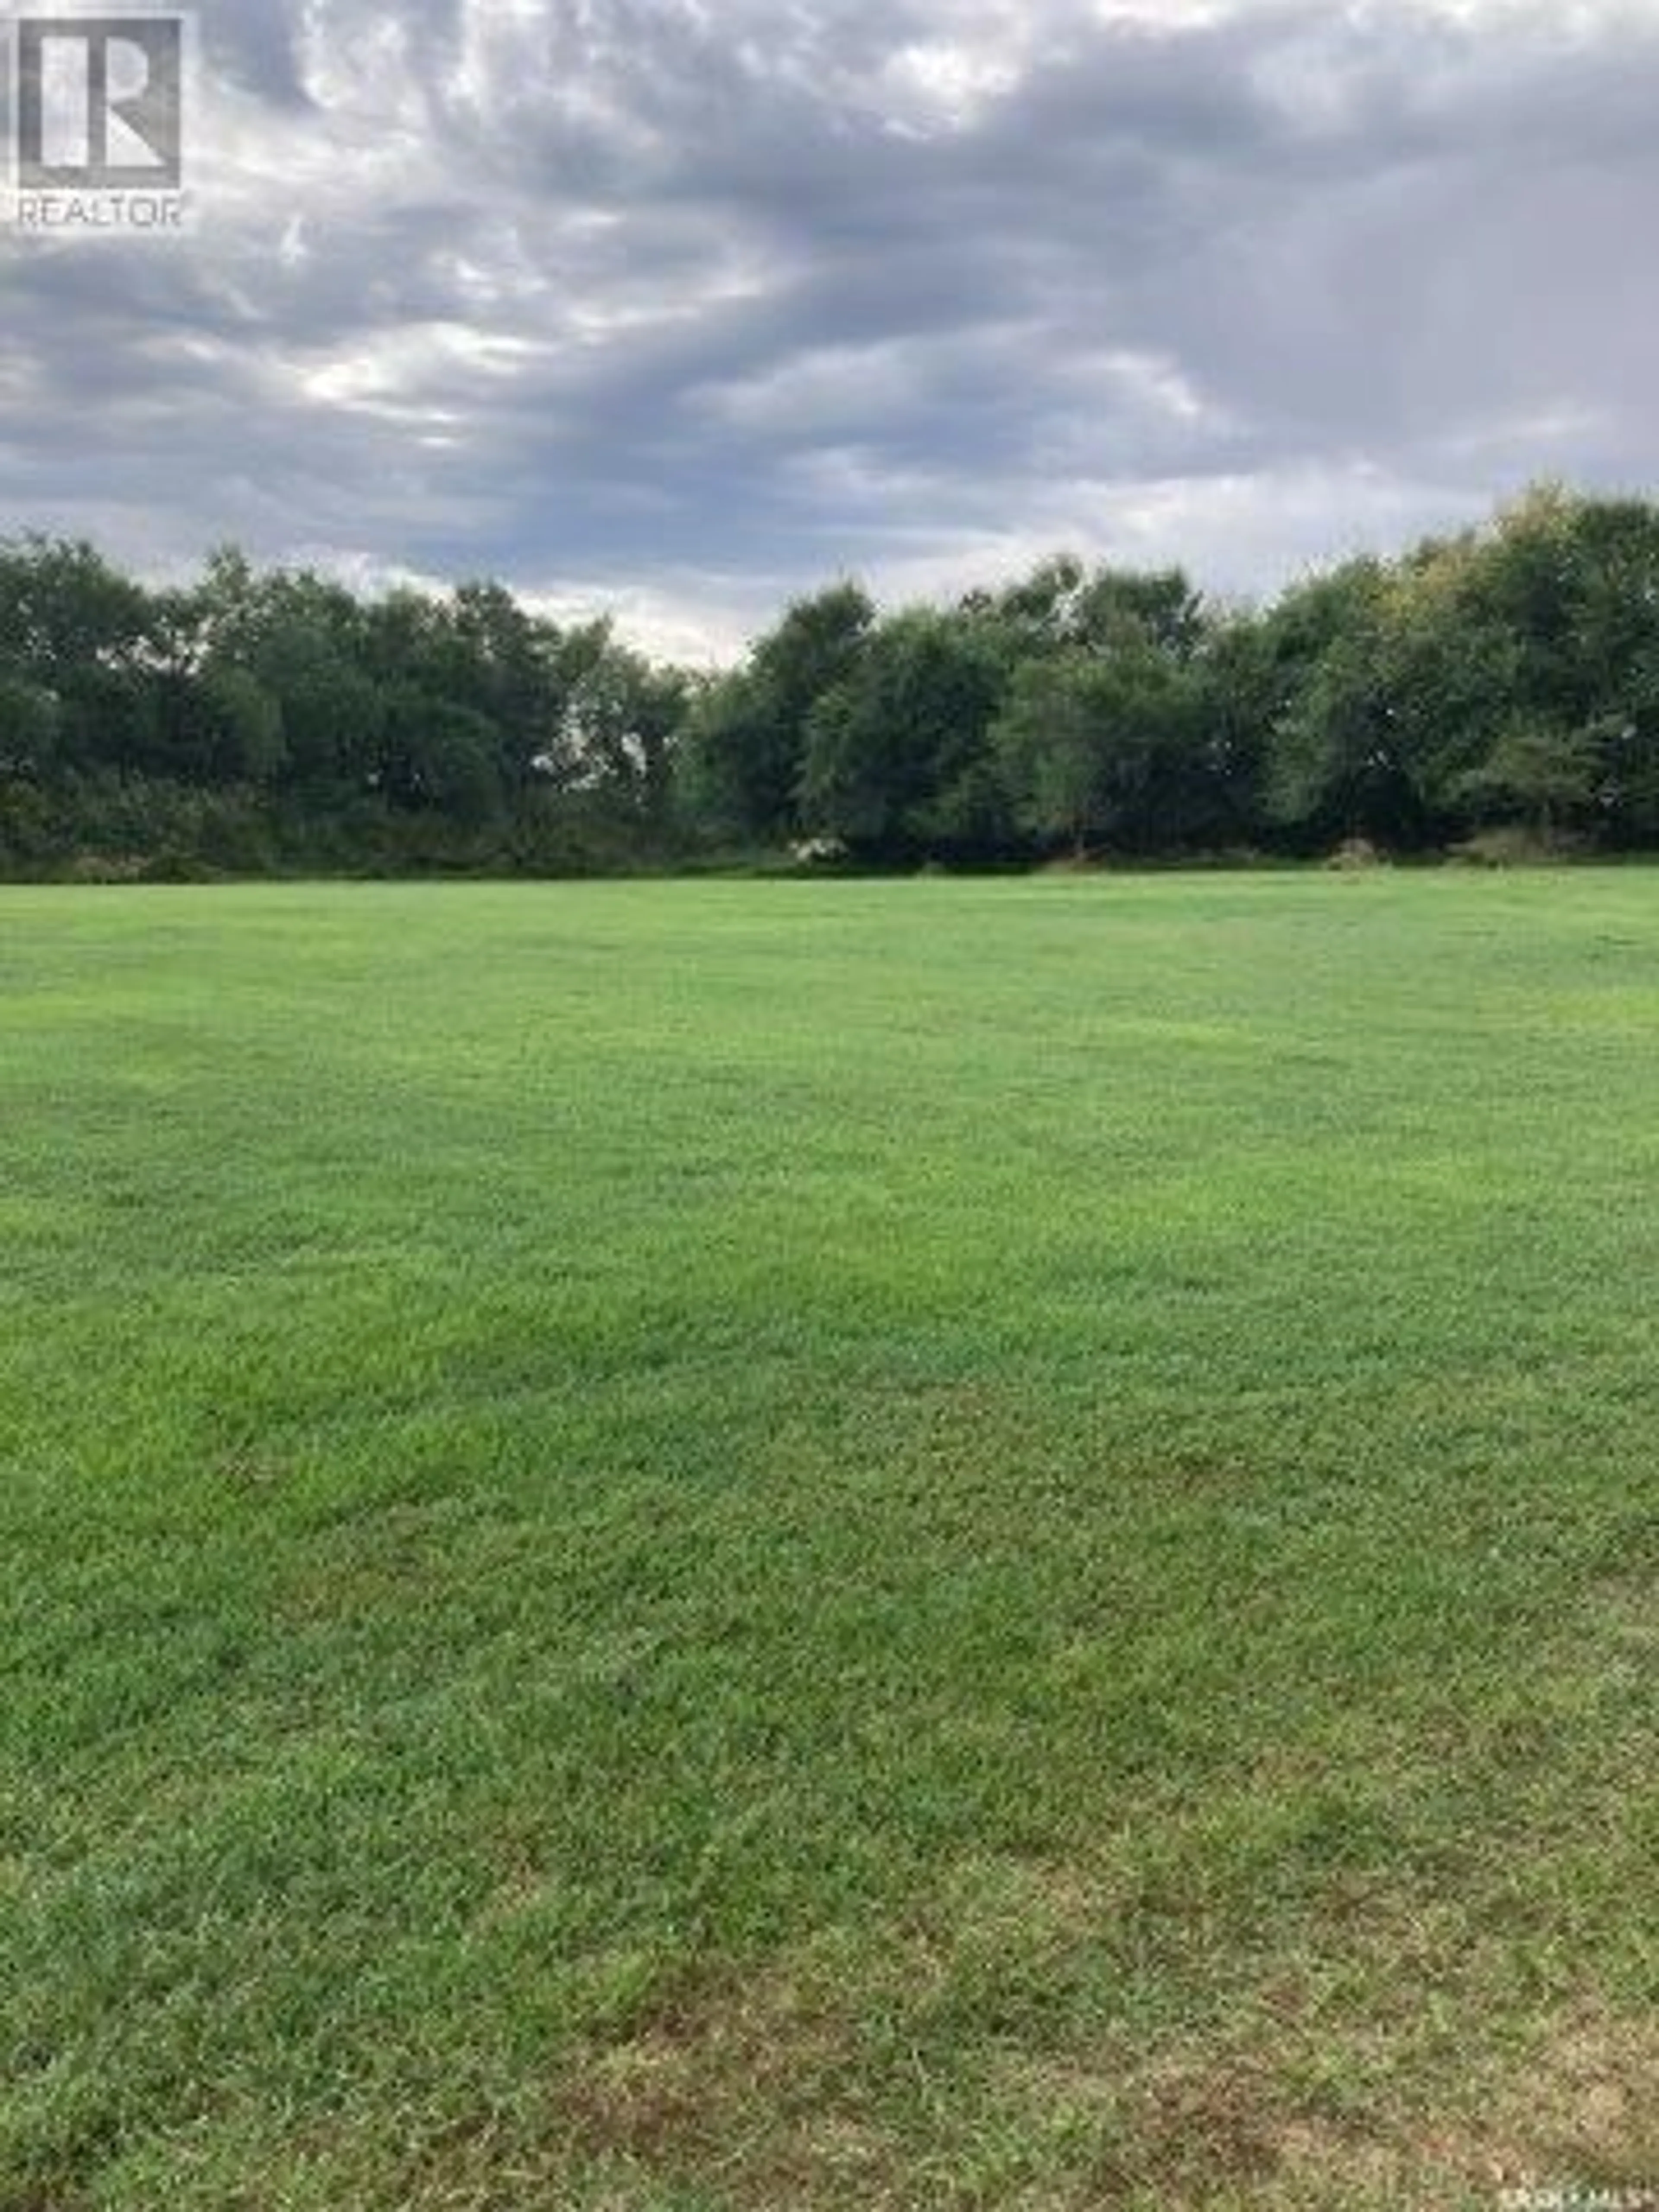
[1325,836,1388,871]
[1449,825,1588,868]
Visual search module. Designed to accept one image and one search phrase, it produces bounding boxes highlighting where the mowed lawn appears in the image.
[0,874,1654,2211]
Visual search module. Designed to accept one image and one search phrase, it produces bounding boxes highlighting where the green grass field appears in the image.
[1,874,1654,2210]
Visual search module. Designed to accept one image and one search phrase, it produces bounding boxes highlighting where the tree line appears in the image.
[3,483,1657,879]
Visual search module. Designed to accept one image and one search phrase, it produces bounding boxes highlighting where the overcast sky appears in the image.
[4,0,1659,659]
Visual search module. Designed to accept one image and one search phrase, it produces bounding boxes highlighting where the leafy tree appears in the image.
[683,583,873,842]
[678,669,779,841]
[992,644,1203,857]
[0,534,154,775]
[799,608,1007,858]
[0,674,62,777]
[202,665,286,784]
[7,492,1659,877]
[1456,719,1600,839]
[565,634,689,824]
[380,688,503,825]
[1262,559,1430,845]
[0,534,148,680]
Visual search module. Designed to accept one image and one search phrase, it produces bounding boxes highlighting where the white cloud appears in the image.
[3,0,1658,657]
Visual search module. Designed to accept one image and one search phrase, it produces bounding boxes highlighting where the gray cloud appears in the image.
[3,0,1659,657]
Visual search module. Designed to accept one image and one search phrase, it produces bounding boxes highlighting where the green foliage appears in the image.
[994,654,1131,856]
[201,663,286,783]
[992,629,1207,858]
[1456,717,1600,835]
[798,607,1008,856]
[0,673,61,777]
[564,631,689,826]
[680,582,874,841]
[7,488,1659,874]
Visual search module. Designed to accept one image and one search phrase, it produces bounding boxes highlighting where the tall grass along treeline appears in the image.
[3,482,1659,880]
